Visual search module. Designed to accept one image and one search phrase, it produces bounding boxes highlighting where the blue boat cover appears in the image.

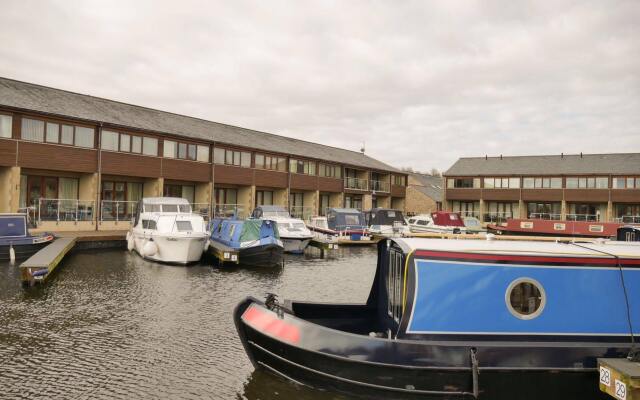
[0,215,27,237]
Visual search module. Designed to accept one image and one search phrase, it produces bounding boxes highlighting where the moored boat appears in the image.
[487,218,628,238]
[127,197,209,264]
[234,236,640,399]
[0,213,54,261]
[407,211,467,234]
[306,208,371,243]
[250,206,313,254]
[364,208,409,237]
[209,218,283,267]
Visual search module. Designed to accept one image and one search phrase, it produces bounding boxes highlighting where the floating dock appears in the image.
[598,358,640,399]
[307,238,339,258]
[20,237,77,286]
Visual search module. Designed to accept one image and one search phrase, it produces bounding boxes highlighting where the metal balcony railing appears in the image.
[344,177,368,190]
[370,180,389,192]
[100,200,137,222]
[37,198,95,223]
[566,214,600,222]
[528,213,562,220]
[212,204,246,219]
[615,215,640,224]
[483,212,513,224]
[456,210,480,218]
[191,203,211,220]
[289,206,314,221]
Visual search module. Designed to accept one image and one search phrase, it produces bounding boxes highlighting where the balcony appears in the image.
[483,212,513,224]
[289,206,314,221]
[528,213,562,220]
[100,200,137,222]
[456,210,480,219]
[616,215,640,224]
[566,214,600,222]
[213,203,246,219]
[344,177,368,191]
[370,180,389,193]
[36,198,95,223]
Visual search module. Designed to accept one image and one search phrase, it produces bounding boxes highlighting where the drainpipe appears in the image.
[96,122,103,231]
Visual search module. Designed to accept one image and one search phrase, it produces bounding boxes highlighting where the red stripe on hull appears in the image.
[413,250,640,266]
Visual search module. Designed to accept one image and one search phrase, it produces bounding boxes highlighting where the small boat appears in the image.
[306,208,371,242]
[127,197,209,264]
[209,218,283,267]
[487,218,627,238]
[250,206,313,254]
[234,236,640,399]
[0,213,54,260]
[364,208,410,237]
[407,211,467,234]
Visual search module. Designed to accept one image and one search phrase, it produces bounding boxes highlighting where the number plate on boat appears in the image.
[600,367,611,386]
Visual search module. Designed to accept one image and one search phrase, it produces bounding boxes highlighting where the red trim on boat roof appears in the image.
[413,250,640,265]
[242,304,301,344]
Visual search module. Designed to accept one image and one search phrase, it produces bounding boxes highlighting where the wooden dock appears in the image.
[598,358,640,399]
[308,238,339,258]
[20,237,77,286]
[207,241,240,265]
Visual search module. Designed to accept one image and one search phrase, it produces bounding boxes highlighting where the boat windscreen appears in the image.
[329,212,365,229]
[262,210,291,218]
[175,221,193,232]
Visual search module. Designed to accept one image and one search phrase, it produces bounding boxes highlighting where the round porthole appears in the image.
[505,278,546,320]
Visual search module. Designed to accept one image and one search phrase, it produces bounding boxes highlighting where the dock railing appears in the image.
[344,177,368,190]
[483,212,513,224]
[528,213,562,220]
[213,204,246,219]
[289,206,314,221]
[38,198,95,223]
[369,180,389,192]
[100,200,137,222]
[566,213,599,222]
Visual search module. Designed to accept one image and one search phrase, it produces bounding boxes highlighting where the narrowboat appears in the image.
[127,197,209,264]
[364,208,409,237]
[209,218,283,267]
[0,213,54,261]
[234,237,640,399]
[487,218,625,238]
[250,206,313,254]
[307,208,371,242]
[407,211,467,234]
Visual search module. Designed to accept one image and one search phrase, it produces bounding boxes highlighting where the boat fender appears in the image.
[32,269,48,277]
[9,245,16,263]
[126,232,134,252]
[203,240,210,252]
[486,233,495,241]
[142,239,158,257]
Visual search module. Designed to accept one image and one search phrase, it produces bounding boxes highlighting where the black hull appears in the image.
[239,244,284,268]
[234,298,612,400]
[0,241,51,261]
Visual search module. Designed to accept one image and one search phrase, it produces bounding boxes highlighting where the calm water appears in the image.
[0,246,377,399]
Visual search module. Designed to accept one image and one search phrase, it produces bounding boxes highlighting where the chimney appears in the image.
[561,152,563,159]
[500,154,503,160]
[485,155,487,160]
[580,152,583,158]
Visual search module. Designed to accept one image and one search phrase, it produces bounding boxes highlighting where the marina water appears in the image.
[0,247,376,399]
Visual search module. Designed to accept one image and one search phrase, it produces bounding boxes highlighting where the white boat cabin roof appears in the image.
[142,197,190,205]
[396,238,640,258]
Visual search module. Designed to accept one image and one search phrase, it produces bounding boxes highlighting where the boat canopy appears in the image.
[210,218,280,245]
[326,208,366,231]
[241,219,280,241]
[430,211,464,227]
[0,214,28,237]
[365,208,406,226]
[251,205,291,219]
[141,197,192,213]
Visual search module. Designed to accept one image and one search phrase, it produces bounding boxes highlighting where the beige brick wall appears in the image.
[405,174,441,216]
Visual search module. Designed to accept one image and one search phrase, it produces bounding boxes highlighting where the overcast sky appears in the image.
[0,1,638,171]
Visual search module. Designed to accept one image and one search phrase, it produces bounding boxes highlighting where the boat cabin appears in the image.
[0,214,28,238]
[325,208,367,232]
[250,205,291,219]
[364,208,407,227]
[209,218,280,247]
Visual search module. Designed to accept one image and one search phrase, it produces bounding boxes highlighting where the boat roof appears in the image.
[367,208,403,214]
[328,208,363,214]
[393,238,640,258]
[142,197,190,204]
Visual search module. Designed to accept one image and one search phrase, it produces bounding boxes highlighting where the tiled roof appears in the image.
[409,173,443,201]
[445,153,640,176]
[0,77,399,172]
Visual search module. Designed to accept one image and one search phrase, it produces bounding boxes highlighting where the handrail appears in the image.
[528,213,562,220]
[370,180,390,192]
[213,203,246,219]
[615,216,640,224]
[37,198,95,223]
[344,177,369,190]
[565,213,600,222]
[100,200,137,222]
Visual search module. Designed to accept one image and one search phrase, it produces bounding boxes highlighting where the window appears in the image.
[75,126,94,148]
[46,122,59,143]
[522,177,562,189]
[21,118,44,141]
[483,177,520,189]
[120,134,130,152]
[131,136,142,153]
[0,114,12,138]
[568,176,609,189]
[188,144,196,161]
[142,137,158,156]
[318,163,342,178]
[213,148,225,164]
[61,125,74,144]
[613,177,639,189]
[241,152,251,167]
[175,221,193,232]
[101,130,119,151]
[506,278,545,320]
[387,246,404,323]
[596,177,609,189]
[256,190,273,206]
[214,148,251,167]
[290,159,316,175]
[196,145,209,162]
[142,219,157,230]
[447,178,479,188]
[393,175,406,186]
[163,184,195,204]
[255,153,287,171]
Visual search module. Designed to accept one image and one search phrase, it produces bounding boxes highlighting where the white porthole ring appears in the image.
[505,277,546,320]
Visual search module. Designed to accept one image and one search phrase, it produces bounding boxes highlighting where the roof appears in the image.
[445,153,640,176]
[328,208,363,214]
[408,173,443,202]
[0,77,399,173]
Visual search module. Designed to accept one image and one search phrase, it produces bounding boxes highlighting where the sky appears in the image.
[0,0,638,172]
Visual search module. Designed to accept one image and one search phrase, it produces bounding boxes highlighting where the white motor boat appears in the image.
[407,211,467,234]
[127,197,209,264]
[364,208,410,237]
[250,205,313,253]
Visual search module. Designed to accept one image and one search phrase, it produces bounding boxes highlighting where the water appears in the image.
[0,247,377,399]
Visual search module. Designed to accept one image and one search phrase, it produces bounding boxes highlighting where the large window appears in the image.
[75,127,95,148]
[318,163,342,178]
[142,137,158,156]
[483,177,520,189]
[344,194,363,210]
[214,147,251,167]
[289,159,316,175]
[255,153,287,171]
[256,190,274,206]
[164,184,195,204]
[0,114,12,138]
[613,177,640,189]
[21,118,44,142]
[451,201,480,217]
[522,177,563,189]
[102,130,149,155]
[393,175,406,186]
[22,117,95,148]
[163,140,209,162]
[447,178,480,188]
[527,202,561,219]
[566,177,609,189]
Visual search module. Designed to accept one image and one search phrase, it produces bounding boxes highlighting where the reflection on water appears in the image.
[0,246,377,399]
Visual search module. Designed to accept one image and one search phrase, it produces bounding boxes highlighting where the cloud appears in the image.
[0,0,638,171]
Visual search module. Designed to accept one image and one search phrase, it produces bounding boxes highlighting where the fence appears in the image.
[482,212,513,224]
[212,204,246,219]
[565,214,599,222]
[370,180,390,192]
[615,215,640,224]
[344,177,368,190]
[191,203,211,219]
[37,198,95,223]
[100,200,138,222]
[528,213,562,220]
[289,206,314,221]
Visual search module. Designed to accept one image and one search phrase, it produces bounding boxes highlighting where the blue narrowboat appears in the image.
[234,237,640,399]
[0,213,54,260]
[209,218,284,267]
